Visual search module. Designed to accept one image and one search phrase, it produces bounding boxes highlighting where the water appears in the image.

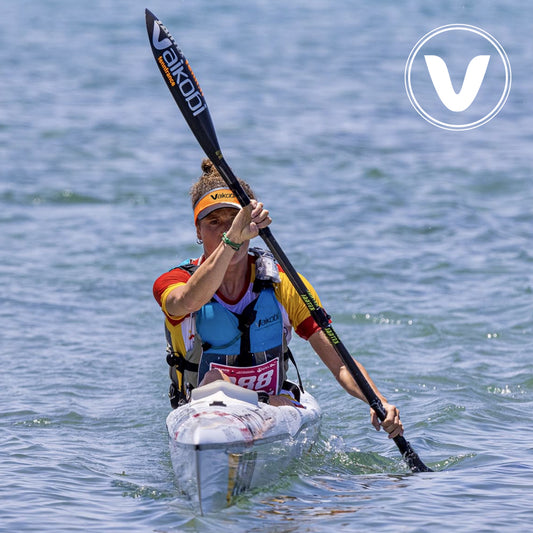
[1,0,533,531]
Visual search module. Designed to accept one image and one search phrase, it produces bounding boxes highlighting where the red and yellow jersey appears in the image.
[153,253,322,367]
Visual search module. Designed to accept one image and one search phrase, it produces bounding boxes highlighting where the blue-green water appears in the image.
[2,1,533,531]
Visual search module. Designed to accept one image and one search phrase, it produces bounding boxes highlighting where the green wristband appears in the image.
[221,232,242,251]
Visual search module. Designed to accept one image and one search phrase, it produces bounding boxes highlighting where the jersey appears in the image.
[153,251,322,403]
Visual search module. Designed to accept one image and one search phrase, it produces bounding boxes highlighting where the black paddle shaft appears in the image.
[145,9,432,473]
[215,159,431,473]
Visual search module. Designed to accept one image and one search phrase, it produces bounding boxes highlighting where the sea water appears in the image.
[1,1,532,531]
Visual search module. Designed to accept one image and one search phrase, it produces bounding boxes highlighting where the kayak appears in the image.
[166,380,322,513]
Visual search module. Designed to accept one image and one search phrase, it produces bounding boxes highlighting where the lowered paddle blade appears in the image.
[395,437,432,472]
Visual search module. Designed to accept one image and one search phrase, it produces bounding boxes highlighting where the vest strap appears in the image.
[286,347,304,394]
[236,297,258,367]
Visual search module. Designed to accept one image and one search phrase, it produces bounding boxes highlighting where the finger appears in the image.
[251,205,271,230]
[387,426,404,439]
[254,212,271,227]
[370,408,381,431]
[382,412,404,439]
[249,200,262,217]
[383,405,399,423]
[252,208,269,222]
[381,411,398,432]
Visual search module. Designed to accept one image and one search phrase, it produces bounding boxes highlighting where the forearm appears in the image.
[309,329,387,404]
[164,201,269,317]
[165,241,237,316]
[309,330,403,437]
[335,362,388,404]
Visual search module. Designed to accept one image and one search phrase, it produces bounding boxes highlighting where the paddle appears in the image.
[145,9,432,473]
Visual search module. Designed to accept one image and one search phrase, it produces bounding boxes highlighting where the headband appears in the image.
[193,187,241,225]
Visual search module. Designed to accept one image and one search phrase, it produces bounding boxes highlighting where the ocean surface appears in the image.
[2,1,533,531]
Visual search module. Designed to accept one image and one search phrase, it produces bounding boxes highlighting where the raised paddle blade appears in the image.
[145,9,221,163]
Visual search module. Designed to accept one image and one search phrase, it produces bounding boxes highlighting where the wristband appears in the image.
[221,232,242,251]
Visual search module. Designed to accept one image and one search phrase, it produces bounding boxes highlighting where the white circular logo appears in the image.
[405,24,512,131]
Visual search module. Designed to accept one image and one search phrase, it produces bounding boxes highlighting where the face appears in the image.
[196,207,248,262]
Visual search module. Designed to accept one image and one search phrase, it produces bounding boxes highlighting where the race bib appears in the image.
[209,358,279,395]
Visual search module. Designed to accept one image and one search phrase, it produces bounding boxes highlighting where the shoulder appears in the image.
[153,258,200,304]
[273,268,322,340]
[276,268,316,293]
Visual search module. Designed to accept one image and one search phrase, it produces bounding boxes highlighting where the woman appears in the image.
[153,159,403,438]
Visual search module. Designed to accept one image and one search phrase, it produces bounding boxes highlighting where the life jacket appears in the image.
[197,284,285,389]
[166,248,303,407]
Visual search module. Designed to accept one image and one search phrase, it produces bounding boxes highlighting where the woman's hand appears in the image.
[226,200,271,244]
[268,394,299,407]
[370,402,404,439]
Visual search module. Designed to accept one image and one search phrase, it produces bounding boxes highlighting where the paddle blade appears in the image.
[145,9,221,162]
[395,437,433,472]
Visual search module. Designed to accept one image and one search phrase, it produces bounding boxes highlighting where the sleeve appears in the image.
[275,269,323,340]
[153,267,192,321]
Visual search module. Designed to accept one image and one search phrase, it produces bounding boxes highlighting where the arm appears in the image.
[164,235,240,317]
[308,329,404,439]
[165,200,271,317]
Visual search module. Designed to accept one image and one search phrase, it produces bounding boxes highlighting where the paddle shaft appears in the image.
[212,158,430,472]
[145,9,432,472]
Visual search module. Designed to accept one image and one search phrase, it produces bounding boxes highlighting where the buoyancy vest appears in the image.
[166,248,301,407]
[196,285,285,394]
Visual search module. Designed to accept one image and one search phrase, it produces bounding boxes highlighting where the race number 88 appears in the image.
[235,370,274,391]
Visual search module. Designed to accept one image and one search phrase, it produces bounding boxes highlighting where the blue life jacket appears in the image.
[196,285,285,389]
[166,248,304,405]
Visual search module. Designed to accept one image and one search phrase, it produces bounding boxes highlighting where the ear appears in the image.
[195,224,202,240]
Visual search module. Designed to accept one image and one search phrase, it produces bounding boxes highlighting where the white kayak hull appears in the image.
[166,381,321,513]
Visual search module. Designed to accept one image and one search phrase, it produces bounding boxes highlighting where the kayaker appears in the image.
[153,158,404,439]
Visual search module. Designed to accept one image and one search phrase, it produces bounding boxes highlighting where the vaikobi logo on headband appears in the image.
[405,24,511,131]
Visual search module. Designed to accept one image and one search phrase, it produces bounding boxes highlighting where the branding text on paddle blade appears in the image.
[151,20,207,117]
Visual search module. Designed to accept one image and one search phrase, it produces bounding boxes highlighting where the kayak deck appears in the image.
[166,381,321,513]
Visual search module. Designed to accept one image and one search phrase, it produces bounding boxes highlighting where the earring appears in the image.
[196,238,203,245]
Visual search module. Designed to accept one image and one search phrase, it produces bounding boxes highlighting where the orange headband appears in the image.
[193,188,241,225]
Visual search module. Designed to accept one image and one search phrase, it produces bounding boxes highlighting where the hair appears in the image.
[189,158,255,207]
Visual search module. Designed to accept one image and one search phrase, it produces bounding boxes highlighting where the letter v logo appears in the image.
[152,21,172,50]
[405,24,511,130]
[424,55,490,112]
